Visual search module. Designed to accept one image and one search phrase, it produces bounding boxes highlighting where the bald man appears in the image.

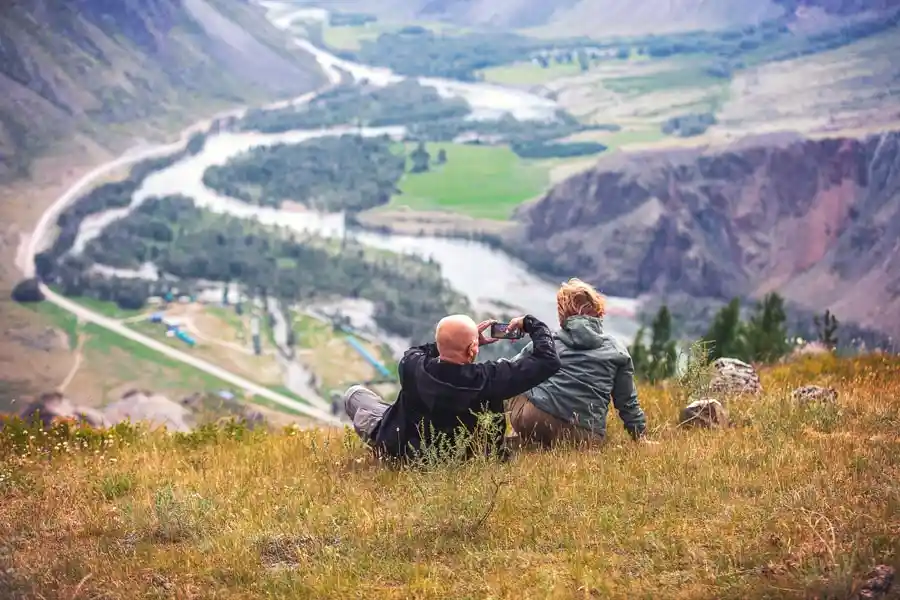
[343,313,560,461]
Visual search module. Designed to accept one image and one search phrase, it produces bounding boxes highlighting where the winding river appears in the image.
[65,0,642,344]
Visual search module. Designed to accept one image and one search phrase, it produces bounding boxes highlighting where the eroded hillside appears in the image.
[0,0,326,181]
[510,129,900,337]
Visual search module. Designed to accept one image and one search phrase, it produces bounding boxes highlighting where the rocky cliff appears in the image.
[0,0,325,181]
[511,130,900,337]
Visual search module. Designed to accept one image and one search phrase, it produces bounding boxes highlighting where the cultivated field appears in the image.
[390,143,553,219]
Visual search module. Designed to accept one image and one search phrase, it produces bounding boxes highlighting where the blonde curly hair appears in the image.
[557,278,606,327]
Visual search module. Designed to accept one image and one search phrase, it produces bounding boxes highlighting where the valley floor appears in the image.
[2,354,898,599]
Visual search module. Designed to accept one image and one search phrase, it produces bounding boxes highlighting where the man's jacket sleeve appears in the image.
[479,315,561,407]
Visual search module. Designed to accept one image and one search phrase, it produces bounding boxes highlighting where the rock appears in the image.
[240,408,266,429]
[18,392,109,428]
[679,398,729,429]
[858,564,895,600]
[789,341,831,358]
[102,389,193,432]
[180,393,204,410]
[709,358,763,397]
[6,327,68,352]
[792,385,838,405]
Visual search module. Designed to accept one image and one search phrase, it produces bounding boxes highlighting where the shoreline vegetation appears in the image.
[326,11,900,84]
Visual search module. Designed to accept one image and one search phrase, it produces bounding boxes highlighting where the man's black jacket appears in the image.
[373,315,561,459]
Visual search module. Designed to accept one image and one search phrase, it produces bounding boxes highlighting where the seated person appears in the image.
[507,278,648,447]
[343,313,560,461]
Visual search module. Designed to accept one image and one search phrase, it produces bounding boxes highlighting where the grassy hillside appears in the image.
[2,353,898,598]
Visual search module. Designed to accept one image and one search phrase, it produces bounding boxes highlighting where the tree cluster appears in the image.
[238,79,609,162]
[699,294,793,364]
[340,30,590,81]
[202,135,406,212]
[629,306,677,383]
[239,80,471,134]
[78,195,469,342]
[629,292,842,381]
[11,278,44,303]
[661,113,717,138]
[328,12,376,27]
[510,141,607,159]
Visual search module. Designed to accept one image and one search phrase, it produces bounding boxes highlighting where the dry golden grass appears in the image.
[1,354,898,599]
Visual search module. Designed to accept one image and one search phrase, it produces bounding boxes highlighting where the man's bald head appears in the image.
[435,314,479,364]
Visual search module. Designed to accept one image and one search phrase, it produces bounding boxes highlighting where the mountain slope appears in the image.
[509,130,900,337]
[0,0,326,181]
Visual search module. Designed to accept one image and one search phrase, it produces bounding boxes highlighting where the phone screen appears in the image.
[490,322,521,339]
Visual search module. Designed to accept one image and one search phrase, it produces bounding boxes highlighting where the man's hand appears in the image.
[477,319,498,346]
[506,316,527,336]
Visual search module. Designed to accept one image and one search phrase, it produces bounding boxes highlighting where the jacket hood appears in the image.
[557,316,606,350]
[415,357,483,411]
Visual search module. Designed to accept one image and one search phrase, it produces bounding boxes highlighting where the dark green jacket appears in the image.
[513,315,646,439]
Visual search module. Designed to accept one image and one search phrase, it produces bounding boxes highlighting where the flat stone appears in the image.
[791,385,838,405]
[679,398,729,429]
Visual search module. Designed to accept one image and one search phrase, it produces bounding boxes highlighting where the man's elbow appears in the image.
[539,354,562,378]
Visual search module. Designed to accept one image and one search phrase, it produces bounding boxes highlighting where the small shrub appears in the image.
[11,278,44,303]
[97,473,135,501]
[407,410,508,471]
[676,339,715,401]
[148,485,214,543]
[173,419,257,448]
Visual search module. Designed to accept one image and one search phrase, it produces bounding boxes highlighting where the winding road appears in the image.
[37,286,341,425]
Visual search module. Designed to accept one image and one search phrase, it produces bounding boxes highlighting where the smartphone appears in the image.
[490,322,524,340]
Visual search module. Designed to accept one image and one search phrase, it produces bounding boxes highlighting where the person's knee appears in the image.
[342,385,368,416]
